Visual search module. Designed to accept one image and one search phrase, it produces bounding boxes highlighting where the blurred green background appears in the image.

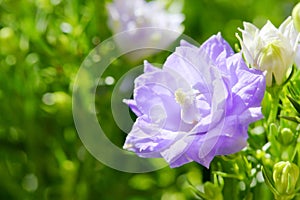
[0,0,298,199]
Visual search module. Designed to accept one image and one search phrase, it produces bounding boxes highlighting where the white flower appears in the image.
[292,2,300,32]
[106,0,184,61]
[236,17,299,86]
[295,44,300,69]
[293,3,300,69]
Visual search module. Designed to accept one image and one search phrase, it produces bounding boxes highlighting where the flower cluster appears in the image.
[106,1,300,199]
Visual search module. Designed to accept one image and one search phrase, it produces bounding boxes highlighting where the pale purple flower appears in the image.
[106,0,184,61]
[123,33,266,168]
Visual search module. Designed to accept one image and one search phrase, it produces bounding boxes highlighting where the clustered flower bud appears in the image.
[277,128,294,146]
[273,161,299,199]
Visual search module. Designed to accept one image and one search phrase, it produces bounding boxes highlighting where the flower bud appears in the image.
[203,182,223,200]
[292,2,300,32]
[273,161,299,196]
[270,123,279,137]
[236,17,299,87]
[277,128,294,146]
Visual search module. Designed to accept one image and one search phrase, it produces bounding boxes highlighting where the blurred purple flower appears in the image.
[123,33,266,168]
[106,0,184,61]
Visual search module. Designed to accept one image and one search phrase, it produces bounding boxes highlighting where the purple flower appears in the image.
[107,0,184,33]
[123,33,266,168]
[106,0,184,61]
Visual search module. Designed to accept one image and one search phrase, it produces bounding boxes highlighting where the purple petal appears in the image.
[185,115,248,168]
[200,32,235,64]
[123,99,143,117]
[143,60,159,73]
[124,117,177,157]
[134,86,181,131]
[230,54,266,108]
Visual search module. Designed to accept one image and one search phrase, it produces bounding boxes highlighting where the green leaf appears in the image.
[287,95,300,114]
[280,116,300,123]
[282,65,295,86]
[262,166,280,196]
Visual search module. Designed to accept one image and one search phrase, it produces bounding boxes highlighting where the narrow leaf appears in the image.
[287,95,300,114]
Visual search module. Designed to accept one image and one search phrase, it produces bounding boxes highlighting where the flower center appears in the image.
[175,88,192,105]
[174,88,201,124]
[174,88,202,106]
[175,89,187,105]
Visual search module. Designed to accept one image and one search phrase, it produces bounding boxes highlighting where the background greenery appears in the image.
[0,0,299,199]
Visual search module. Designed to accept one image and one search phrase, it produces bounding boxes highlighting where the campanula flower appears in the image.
[236,17,299,86]
[106,0,184,61]
[123,33,265,168]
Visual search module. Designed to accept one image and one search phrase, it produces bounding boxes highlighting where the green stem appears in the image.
[275,195,295,200]
[267,87,281,125]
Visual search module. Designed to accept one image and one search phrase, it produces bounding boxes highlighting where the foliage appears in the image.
[0,0,300,199]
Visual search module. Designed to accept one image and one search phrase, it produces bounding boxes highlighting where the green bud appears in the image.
[270,123,279,138]
[203,182,223,200]
[273,161,299,197]
[278,128,294,146]
[292,2,300,32]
